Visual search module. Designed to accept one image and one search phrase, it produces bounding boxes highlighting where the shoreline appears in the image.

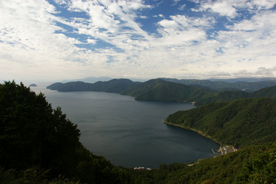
[164,121,221,146]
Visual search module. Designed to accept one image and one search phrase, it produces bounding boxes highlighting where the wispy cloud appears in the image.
[0,0,276,81]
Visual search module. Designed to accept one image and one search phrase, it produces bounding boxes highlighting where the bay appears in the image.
[31,83,219,168]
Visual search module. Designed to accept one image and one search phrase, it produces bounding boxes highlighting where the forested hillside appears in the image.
[122,79,214,102]
[165,98,276,148]
[163,78,276,92]
[47,79,140,93]
[128,142,276,184]
[195,85,276,106]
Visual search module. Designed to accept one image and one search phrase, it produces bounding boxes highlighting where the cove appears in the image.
[31,84,220,168]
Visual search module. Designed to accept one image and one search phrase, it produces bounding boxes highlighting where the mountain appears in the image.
[251,85,276,98]
[47,79,140,93]
[61,76,112,83]
[46,82,64,90]
[89,79,140,93]
[162,78,276,92]
[165,98,276,148]
[210,77,276,83]
[195,85,276,106]
[195,91,249,106]
[122,79,215,102]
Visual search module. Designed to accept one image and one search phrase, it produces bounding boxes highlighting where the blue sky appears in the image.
[1,0,276,81]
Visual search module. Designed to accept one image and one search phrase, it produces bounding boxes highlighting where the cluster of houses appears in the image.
[133,167,151,170]
[218,145,239,155]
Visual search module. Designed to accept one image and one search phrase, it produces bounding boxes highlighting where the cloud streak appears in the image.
[0,0,276,81]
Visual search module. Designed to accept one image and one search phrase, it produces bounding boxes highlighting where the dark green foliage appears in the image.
[47,79,140,93]
[0,167,80,184]
[124,142,276,184]
[0,81,81,174]
[251,85,276,98]
[0,81,130,183]
[165,142,276,184]
[166,98,276,148]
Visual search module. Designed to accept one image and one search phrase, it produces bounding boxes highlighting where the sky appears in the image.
[1,0,276,82]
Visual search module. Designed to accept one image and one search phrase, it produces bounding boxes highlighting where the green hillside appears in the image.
[251,85,276,98]
[129,142,276,184]
[195,85,276,106]
[121,79,167,96]
[165,98,276,148]
[163,78,276,92]
[47,79,140,93]
[123,79,214,102]
[195,91,249,106]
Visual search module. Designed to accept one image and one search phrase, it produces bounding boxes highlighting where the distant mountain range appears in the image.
[47,78,276,105]
[161,78,276,92]
[195,85,276,105]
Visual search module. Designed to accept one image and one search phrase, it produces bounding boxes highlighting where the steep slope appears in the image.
[251,85,276,98]
[129,142,276,184]
[165,98,276,148]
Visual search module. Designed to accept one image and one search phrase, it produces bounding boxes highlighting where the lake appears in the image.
[31,83,219,168]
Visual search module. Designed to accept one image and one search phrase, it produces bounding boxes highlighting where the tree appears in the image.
[0,81,80,173]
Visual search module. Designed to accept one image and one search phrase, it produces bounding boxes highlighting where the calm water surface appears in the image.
[31,83,219,168]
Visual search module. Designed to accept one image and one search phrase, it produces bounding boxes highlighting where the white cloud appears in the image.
[192,0,276,18]
[252,0,276,10]
[1,0,276,81]
[140,15,148,19]
[87,39,97,44]
[202,1,238,18]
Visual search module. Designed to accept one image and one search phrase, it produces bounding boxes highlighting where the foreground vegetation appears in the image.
[0,81,129,184]
[1,81,276,183]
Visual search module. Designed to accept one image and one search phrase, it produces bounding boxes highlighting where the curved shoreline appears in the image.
[164,121,221,146]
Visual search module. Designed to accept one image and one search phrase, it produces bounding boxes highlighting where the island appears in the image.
[29,83,37,87]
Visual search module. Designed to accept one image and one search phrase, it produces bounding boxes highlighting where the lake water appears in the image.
[31,83,219,168]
